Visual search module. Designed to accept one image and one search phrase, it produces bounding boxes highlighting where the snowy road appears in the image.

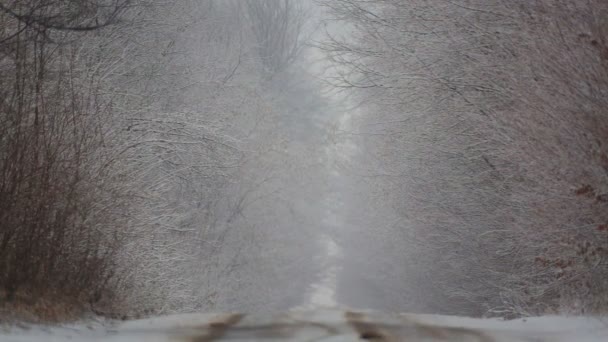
[3,309,608,341]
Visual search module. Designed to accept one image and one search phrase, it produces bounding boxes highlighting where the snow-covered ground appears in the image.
[2,309,607,341]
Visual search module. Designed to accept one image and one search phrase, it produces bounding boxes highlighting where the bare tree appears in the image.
[0,0,135,318]
[244,0,306,75]
[0,0,132,40]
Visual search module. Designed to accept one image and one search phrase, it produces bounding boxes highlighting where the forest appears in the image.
[1,0,607,323]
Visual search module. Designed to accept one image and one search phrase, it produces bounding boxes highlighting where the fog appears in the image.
[1,0,607,322]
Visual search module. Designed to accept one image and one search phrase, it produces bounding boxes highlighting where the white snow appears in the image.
[2,310,607,341]
[306,234,343,308]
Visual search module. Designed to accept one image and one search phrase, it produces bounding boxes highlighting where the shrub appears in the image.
[0,3,130,320]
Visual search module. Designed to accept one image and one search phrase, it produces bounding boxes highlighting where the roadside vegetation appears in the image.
[3,0,605,322]
[0,0,307,322]
[322,0,608,317]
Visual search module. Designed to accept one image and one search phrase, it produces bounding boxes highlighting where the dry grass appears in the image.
[0,290,90,323]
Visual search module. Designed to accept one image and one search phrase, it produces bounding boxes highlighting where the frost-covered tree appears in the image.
[0,0,313,319]
[321,0,608,317]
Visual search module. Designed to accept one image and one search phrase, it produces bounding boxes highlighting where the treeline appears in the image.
[0,0,305,321]
[322,0,608,317]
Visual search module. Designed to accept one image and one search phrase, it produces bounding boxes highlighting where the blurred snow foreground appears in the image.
[2,309,607,341]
